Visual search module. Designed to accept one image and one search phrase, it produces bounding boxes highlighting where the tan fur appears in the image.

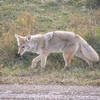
[15,31,99,69]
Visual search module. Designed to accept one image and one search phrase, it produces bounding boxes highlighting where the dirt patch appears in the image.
[0,84,100,100]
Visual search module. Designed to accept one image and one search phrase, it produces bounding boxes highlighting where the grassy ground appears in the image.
[0,66,100,85]
[0,0,100,85]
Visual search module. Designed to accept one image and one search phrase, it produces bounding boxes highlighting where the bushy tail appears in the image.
[77,35,99,62]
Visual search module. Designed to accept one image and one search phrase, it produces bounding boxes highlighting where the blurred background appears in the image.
[0,0,100,85]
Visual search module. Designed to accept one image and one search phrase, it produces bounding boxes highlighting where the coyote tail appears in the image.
[76,35,99,62]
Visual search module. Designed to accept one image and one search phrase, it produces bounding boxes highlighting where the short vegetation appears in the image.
[0,0,100,85]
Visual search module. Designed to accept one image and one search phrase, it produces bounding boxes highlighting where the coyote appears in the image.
[15,31,99,69]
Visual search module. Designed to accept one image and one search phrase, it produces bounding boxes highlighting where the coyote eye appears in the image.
[22,46,25,49]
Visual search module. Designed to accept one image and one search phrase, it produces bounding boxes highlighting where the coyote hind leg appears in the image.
[63,53,74,68]
[63,43,79,68]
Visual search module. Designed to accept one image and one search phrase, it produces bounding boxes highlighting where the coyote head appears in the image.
[15,34,32,55]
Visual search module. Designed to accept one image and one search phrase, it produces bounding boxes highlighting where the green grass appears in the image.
[0,0,100,85]
[0,66,100,85]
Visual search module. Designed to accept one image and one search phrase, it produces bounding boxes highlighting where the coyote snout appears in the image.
[15,31,99,70]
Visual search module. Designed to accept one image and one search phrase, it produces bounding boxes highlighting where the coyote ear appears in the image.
[26,35,31,42]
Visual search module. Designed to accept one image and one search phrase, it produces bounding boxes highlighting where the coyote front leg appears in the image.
[31,55,42,69]
[31,52,49,69]
[41,56,47,69]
